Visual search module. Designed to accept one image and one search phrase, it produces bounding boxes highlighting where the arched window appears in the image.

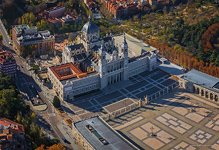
[205,91,209,98]
[215,95,218,102]
[196,88,200,94]
[210,93,213,100]
[201,89,204,96]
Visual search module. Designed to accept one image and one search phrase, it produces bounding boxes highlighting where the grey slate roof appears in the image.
[74,116,137,150]
[182,69,219,91]
[103,36,112,42]
[82,21,99,34]
[114,33,156,58]
[67,43,84,51]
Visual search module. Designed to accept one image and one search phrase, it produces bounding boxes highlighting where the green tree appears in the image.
[215,55,219,66]
[19,12,36,26]
[210,51,217,63]
[0,73,13,89]
[36,19,49,30]
[30,64,40,73]
[53,96,61,108]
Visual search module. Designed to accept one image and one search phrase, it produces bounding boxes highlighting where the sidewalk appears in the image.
[185,93,219,109]
[58,121,79,150]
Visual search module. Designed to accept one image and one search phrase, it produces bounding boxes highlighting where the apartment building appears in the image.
[12,25,55,57]
[0,49,17,76]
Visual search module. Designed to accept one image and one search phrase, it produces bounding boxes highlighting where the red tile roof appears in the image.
[0,118,24,133]
[50,63,88,81]
[0,50,15,64]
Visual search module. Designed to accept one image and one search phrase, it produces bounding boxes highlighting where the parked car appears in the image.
[62,138,71,144]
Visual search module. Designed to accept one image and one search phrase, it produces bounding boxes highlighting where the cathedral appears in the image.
[48,20,158,101]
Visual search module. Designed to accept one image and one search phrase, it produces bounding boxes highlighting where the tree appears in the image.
[210,51,217,63]
[0,73,13,89]
[30,64,40,73]
[36,145,45,150]
[47,144,66,150]
[53,96,61,108]
[36,19,49,31]
[36,144,65,150]
[215,55,219,66]
[19,12,36,26]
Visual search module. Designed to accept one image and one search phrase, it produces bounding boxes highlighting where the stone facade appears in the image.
[179,75,219,103]
[48,20,158,101]
[12,25,55,56]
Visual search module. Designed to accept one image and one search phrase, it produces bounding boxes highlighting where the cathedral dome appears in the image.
[82,21,99,34]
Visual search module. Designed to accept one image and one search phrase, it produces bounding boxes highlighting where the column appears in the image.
[111,76,113,84]
[118,74,120,82]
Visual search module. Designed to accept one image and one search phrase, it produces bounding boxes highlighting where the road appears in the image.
[0,19,11,47]
[15,47,74,150]
[0,19,76,149]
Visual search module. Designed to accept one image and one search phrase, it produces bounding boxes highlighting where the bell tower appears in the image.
[98,44,107,89]
[121,33,129,80]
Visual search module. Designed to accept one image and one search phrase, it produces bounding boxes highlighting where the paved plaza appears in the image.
[63,68,219,150]
[107,92,219,150]
[66,69,177,119]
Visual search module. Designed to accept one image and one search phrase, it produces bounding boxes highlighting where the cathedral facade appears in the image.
[48,20,158,101]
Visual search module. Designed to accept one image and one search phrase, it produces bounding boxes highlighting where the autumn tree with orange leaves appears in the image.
[36,144,66,150]
[147,39,219,78]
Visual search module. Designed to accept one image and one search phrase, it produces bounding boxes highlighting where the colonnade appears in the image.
[194,85,218,102]
[108,72,123,85]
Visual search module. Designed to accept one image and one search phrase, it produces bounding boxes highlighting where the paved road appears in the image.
[16,56,74,149]
[0,19,12,47]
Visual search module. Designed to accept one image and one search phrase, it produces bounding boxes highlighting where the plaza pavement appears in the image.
[65,69,177,120]
[107,91,219,150]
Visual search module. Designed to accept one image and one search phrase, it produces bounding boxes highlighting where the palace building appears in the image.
[179,69,219,103]
[48,20,158,101]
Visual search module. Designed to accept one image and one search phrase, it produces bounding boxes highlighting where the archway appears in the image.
[193,86,196,93]
[201,89,204,96]
[215,95,218,102]
[205,91,209,98]
[210,93,214,100]
[196,87,200,94]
